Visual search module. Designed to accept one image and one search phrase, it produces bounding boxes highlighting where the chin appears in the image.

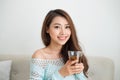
[56,39,69,46]
[58,41,67,46]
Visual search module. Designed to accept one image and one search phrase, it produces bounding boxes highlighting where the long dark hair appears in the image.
[41,9,89,77]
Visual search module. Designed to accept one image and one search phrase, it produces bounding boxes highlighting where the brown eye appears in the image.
[65,26,70,29]
[54,26,60,29]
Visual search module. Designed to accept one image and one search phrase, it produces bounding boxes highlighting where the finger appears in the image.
[71,66,82,72]
[65,60,72,65]
[70,64,84,72]
[72,67,84,74]
[75,63,84,69]
[70,60,79,65]
[75,63,83,66]
[71,69,82,74]
[72,68,81,72]
[71,65,80,69]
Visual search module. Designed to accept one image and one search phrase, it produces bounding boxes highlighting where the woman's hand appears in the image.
[59,60,84,77]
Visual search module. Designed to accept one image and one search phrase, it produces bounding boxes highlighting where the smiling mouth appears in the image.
[58,36,67,40]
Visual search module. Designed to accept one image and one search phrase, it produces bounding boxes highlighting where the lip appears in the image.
[58,36,67,40]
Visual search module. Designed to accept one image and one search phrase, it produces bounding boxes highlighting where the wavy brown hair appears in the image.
[41,9,89,77]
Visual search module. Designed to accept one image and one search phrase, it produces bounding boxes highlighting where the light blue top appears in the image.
[30,58,87,80]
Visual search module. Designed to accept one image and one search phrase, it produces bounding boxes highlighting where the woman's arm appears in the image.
[30,59,45,80]
[75,71,87,80]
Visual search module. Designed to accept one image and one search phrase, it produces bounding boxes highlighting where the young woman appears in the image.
[30,9,89,80]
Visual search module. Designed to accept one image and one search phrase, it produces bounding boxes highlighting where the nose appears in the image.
[60,28,66,35]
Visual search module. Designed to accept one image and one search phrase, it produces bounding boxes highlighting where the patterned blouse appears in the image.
[30,58,87,80]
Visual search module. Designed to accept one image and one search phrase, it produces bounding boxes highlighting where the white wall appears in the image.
[0,0,120,80]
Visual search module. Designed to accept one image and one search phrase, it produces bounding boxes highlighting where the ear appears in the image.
[46,27,49,33]
[46,30,49,33]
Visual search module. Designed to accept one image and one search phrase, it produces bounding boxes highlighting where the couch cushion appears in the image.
[0,55,114,80]
[0,55,31,80]
[0,60,12,80]
[87,56,114,80]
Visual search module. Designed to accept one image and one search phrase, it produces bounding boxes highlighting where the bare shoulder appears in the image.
[32,48,44,59]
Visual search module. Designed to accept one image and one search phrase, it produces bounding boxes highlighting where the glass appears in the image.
[68,51,83,63]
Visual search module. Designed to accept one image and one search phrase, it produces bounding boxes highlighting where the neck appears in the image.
[43,45,61,59]
[47,45,62,53]
[46,42,63,54]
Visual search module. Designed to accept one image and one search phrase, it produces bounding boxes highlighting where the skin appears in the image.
[32,16,84,77]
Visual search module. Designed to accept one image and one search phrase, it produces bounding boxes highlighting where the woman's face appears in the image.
[47,16,71,46]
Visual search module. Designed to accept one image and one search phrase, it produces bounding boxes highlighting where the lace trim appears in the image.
[31,58,64,68]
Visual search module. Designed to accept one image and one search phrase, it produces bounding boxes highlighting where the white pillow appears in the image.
[0,60,12,80]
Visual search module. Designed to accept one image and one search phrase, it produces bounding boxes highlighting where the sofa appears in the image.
[0,54,114,80]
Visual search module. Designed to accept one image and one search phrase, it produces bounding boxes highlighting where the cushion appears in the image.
[0,60,12,80]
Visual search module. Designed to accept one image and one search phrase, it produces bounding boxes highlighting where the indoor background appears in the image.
[0,0,120,80]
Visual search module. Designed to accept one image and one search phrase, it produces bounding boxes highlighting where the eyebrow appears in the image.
[53,23,61,25]
[53,23,69,25]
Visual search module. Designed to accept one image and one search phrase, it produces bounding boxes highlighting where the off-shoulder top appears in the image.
[30,58,87,80]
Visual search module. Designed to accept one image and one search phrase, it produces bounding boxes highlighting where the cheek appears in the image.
[67,30,71,36]
[49,30,58,37]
